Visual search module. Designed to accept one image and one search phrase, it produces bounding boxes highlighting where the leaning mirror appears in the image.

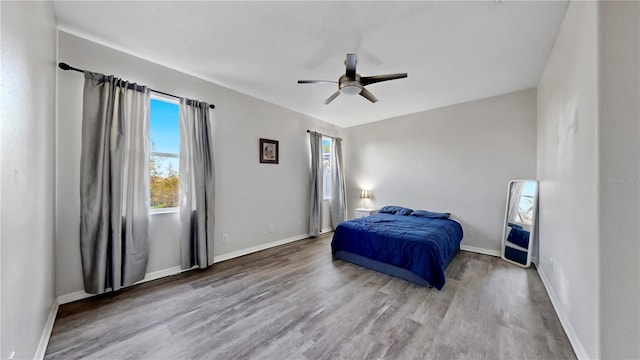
[501,180,538,268]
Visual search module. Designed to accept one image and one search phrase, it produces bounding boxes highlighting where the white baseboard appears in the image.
[34,299,59,360]
[50,231,316,360]
[57,265,184,304]
[57,290,93,305]
[58,233,313,304]
[537,267,588,360]
[141,266,183,281]
[319,227,333,235]
[212,234,310,263]
[461,245,586,359]
[460,244,501,257]
[531,256,539,266]
[52,234,587,360]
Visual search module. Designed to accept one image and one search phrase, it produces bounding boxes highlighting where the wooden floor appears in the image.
[46,233,576,360]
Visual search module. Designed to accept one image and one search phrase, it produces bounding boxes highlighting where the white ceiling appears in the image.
[53,1,568,128]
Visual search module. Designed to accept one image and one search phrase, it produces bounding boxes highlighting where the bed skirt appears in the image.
[334,249,457,288]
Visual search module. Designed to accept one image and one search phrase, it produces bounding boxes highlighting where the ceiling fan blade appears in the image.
[325,91,341,105]
[360,73,408,86]
[345,53,357,79]
[298,80,337,84]
[359,88,378,103]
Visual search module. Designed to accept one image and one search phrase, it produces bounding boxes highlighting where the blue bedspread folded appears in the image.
[331,214,464,289]
[507,226,530,249]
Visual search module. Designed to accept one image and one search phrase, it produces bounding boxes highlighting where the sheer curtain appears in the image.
[308,131,323,237]
[508,181,525,223]
[80,72,150,294]
[179,99,215,269]
[329,137,347,229]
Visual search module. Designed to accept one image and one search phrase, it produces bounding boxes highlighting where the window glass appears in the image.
[516,182,537,226]
[322,137,331,199]
[150,98,180,210]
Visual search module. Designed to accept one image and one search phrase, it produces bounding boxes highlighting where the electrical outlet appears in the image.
[549,257,554,273]
[222,234,228,243]
[268,225,274,233]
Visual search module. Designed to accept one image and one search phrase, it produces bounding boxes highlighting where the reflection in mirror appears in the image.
[501,180,538,268]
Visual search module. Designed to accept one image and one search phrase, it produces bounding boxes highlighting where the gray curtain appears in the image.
[308,131,323,237]
[80,72,151,294]
[179,99,215,269]
[329,138,347,229]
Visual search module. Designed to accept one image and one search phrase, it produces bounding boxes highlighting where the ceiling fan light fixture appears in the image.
[340,84,361,95]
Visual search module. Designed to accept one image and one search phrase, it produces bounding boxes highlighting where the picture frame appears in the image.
[259,138,279,164]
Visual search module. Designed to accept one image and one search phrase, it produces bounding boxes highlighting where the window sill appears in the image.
[151,208,179,215]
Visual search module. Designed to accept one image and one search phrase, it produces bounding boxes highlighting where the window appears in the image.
[149,97,180,212]
[514,182,536,226]
[322,137,331,199]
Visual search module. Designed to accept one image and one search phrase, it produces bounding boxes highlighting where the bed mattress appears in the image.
[331,213,463,289]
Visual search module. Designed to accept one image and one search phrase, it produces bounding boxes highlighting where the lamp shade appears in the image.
[360,189,370,199]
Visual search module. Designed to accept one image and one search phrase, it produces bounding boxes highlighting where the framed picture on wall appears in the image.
[259,138,279,164]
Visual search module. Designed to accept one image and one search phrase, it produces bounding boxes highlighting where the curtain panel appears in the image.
[308,131,323,237]
[80,72,151,294]
[329,137,347,229]
[508,181,525,223]
[179,99,215,269]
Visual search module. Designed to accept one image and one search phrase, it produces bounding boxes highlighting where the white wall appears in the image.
[345,89,537,253]
[56,31,341,297]
[0,1,57,359]
[598,2,640,359]
[538,2,640,359]
[537,3,599,358]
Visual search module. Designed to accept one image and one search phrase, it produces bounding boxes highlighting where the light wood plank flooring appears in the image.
[45,233,576,359]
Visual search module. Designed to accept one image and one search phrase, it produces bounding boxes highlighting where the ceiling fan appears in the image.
[298,53,408,104]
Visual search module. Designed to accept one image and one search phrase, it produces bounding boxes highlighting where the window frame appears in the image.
[149,94,181,215]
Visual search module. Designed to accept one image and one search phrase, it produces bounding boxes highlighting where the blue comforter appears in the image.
[331,214,464,289]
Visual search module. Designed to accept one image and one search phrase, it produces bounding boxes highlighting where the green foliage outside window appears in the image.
[149,137,179,209]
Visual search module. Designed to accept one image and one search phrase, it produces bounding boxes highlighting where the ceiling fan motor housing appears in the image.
[339,74,363,95]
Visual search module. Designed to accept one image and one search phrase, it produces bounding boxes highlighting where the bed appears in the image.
[331,207,464,290]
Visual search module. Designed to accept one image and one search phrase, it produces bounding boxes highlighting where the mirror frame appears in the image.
[501,179,538,268]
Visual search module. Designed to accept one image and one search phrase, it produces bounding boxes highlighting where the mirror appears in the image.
[501,180,538,268]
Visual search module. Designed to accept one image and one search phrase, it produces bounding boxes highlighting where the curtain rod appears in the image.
[306,129,342,141]
[58,62,215,109]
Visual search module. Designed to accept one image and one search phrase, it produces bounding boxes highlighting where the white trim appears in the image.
[537,267,588,360]
[57,234,314,303]
[460,244,501,257]
[319,227,333,235]
[34,300,59,360]
[150,207,179,215]
[150,92,179,105]
[460,246,584,358]
[57,266,184,304]
[57,290,92,305]
[213,234,310,263]
[150,151,178,158]
[141,266,184,282]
